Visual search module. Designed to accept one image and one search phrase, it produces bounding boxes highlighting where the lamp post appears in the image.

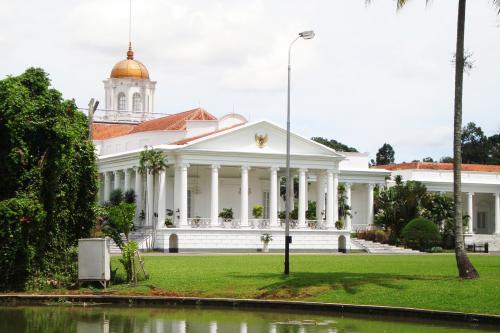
[284,30,315,275]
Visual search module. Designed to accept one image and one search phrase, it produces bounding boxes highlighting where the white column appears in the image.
[494,193,500,234]
[298,168,307,228]
[345,183,352,231]
[157,170,167,229]
[316,172,325,221]
[367,183,375,226]
[209,321,217,333]
[146,172,154,227]
[134,169,143,220]
[326,170,335,228]
[179,164,189,227]
[333,172,339,224]
[113,170,121,190]
[124,168,131,191]
[240,166,250,226]
[173,320,186,333]
[288,173,295,212]
[467,192,474,234]
[211,165,220,226]
[240,322,248,333]
[104,172,111,202]
[270,167,279,227]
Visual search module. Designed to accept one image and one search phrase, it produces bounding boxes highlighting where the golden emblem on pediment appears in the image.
[255,133,268,148]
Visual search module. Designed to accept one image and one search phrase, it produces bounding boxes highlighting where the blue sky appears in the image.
[0,0,498,162]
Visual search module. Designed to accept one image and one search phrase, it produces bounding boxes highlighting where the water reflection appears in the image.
[0,305,497,333]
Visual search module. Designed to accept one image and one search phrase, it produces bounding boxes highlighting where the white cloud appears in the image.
[0,0,498,162]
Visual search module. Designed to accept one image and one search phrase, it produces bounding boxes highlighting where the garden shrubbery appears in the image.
[0,68,98,290]
[356,229,390,244]
[401,217,441,252]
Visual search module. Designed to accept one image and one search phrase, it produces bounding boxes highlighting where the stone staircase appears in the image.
[351,238,421,254]
[109,229,154,254]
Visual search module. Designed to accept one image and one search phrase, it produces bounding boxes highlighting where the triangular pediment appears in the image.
[180,121,343,158]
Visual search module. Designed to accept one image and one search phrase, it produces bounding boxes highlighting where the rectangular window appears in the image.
[262,191,270,219]
[477,212,486,229]
[187,190,192,218]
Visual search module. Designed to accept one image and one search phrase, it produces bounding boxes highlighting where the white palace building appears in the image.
[93,45,500,252]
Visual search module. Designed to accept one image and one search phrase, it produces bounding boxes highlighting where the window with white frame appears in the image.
[132,93,142,112]
[262,191,270,219]
[117,92,126,111]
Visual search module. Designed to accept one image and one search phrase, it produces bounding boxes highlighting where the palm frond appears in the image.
[494,0,500,14]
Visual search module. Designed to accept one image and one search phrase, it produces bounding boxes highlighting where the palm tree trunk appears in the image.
[453,0,478,279]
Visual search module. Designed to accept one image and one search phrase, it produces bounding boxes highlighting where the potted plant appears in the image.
[335,219,345,230]
[252,205,264,228]
[192,216,202,228]
[219,208,234,222]
[260,233,273,252]
[253,205,263,219]
[165,218,174,228]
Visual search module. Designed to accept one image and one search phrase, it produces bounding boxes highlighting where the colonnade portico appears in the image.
[98,162,385,231]
[99,163,361,230]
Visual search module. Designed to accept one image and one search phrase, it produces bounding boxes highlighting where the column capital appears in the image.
[325,169,334,176]
[298,168,308,173]
[468,192,475,196]
[113,170,121,175]
[241,165,251,171]
[210,164,220,170]
[344,182,352,188]
[367,183,376,190]
[270,166,280,172]
[494,193,500,198]
[176,163,190,170]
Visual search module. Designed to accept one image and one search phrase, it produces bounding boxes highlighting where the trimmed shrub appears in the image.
[401,217,441,251]
[252,205,264,219]
[357,229,389,244]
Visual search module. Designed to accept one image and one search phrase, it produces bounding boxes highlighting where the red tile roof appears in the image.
[171,123,246,145]
[376,162,500,173]
[92,108,217,140]
[130,108,216,133]
[92,123,137,140]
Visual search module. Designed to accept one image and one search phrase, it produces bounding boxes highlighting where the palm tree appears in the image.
[367,0,499,278]
[138,146,168,249]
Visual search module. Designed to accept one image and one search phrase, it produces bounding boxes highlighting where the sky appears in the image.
[0,0,499,162]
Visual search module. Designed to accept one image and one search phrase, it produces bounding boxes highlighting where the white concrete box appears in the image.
[78,238,110,284]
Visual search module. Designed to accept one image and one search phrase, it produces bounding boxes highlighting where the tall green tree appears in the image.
[311,137,358,152]
[365,0,500,278]
[487,133,500,164]
[375,143,395,165]
[461,122,489,164]
[0,68,98,289]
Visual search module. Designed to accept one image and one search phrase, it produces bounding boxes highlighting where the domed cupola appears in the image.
[103,43,156,122]
[110,43,150,80]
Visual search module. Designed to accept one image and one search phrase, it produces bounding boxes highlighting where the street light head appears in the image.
[299,30,315,40]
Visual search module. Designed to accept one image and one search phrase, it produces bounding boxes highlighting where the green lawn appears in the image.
[105,254,500,315]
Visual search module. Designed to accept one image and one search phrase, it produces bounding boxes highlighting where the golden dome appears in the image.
[110,43,150,80]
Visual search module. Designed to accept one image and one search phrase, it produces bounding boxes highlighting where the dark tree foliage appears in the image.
[488,133,500,165]
[374,180,427,244]
[311,137,358,152]
[461,122,490,164]
[0,68,98,290]
[440,156,454,163]
[375,143,395,165]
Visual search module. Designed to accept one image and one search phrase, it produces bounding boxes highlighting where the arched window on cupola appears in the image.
[132,93,142,112]
[117,92,126,111]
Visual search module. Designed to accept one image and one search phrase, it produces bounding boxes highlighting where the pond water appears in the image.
[0,305,497,333]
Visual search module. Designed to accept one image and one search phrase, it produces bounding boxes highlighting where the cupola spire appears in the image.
[127,42,134,60]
